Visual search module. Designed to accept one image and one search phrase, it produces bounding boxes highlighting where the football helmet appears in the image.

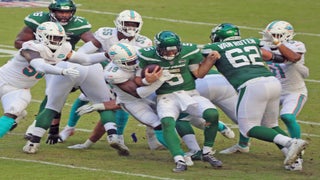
[48,0,77,25]
[154,31,181,60]
[114,10,143,37]
[210,23,241,43]
[108,43,138,72]
[264,20,295,42]
[35,22,67,50]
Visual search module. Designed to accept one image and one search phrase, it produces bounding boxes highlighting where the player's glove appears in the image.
[76,103,105,116]
[61,67,80,78]
[46,124,63,145]
[260,30,281,47]
[159,70,174,82]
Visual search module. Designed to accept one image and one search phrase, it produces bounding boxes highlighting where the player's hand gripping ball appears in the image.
[141,64,161,78]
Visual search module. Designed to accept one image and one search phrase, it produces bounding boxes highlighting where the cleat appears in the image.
[173,160,187,172]
[220,126,235,139]
[219,144,249,154]
[183,155,194,166]
[107,134,130,156]
[284,139,308,165]
[24,120,36,140]
[185,150,202,161]
[24,133,33,141]
[23,141,40,154]
[284,158,303,171]
[202,152,223,168]
[59,126,75,142]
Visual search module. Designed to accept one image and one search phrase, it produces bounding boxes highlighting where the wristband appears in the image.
[142,78,151,85]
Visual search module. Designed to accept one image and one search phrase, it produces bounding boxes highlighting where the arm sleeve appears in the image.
[77,41,99,53]
[69,51,108,65]
[136,80,164,98]
[30,58,63,75]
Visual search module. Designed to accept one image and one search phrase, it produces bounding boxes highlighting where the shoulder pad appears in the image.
[94,27,117,40]
[134,34,153,47]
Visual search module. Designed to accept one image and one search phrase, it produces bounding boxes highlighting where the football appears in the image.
[140,64,161,78]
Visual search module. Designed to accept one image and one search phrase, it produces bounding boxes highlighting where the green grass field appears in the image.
[0,0,319,179]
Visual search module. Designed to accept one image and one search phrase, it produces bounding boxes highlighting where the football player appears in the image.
[58,10,163,150]
[0,22,84,138]
[261,20,308,171]
[202,23,308,169]
[15,0,101,138]
[136,31,222,172]
[22,27,122,154]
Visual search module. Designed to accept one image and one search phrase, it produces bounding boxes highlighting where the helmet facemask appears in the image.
[115,10,143,37]
[265,20,295,43]
[48,0,77,25]
[154,31,182,61]
[108,43,139,72]
[35,22,67,50]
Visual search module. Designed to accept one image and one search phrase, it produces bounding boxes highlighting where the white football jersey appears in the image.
[0,40,71,89]
[104,62,138,103]
[266,40,308,95]
[94,27,152,51]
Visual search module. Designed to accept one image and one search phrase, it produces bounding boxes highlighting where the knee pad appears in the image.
[202,108,219,124]
[175,120,194,137]
[161,117,175,129]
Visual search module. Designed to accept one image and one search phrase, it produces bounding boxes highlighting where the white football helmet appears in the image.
[108,43,138,72]
[114,10,143,37]
[264,20,295,43]
[35,22,67,50]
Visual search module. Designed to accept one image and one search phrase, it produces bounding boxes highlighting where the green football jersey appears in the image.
[138,43,203,95]
[202,38,273,89]
[24,11,92,50]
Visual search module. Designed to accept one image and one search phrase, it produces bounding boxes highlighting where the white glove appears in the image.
[61,67,80,78]
[76,103,105,116]
[260,30,281,46]
[159,70,174,82]
[67,143,89,149]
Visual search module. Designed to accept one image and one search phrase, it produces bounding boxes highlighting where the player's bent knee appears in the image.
[203,108,219,123]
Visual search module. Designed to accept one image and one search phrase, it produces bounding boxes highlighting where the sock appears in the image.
[202,146,212,154]
[218,121,227,132]
[238,133,250,147]
[84,139,94,148]
[154,129,167,148]
[115,109,129,135]
[161,117,184,156]
[281,114,301,138]
[273,134,292,147]
[36,109,58,129]
[182,134,201,152]
[68,98,88,127]
[248,126,279,142]
[202,109,219,147]
[0,116,15,138]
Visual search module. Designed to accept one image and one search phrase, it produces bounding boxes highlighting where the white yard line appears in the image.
[0,157,181,180]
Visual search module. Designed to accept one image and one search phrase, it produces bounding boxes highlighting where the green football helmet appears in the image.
[154,31,181,60]
[48,0,77,25]
[210,23,241,43]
